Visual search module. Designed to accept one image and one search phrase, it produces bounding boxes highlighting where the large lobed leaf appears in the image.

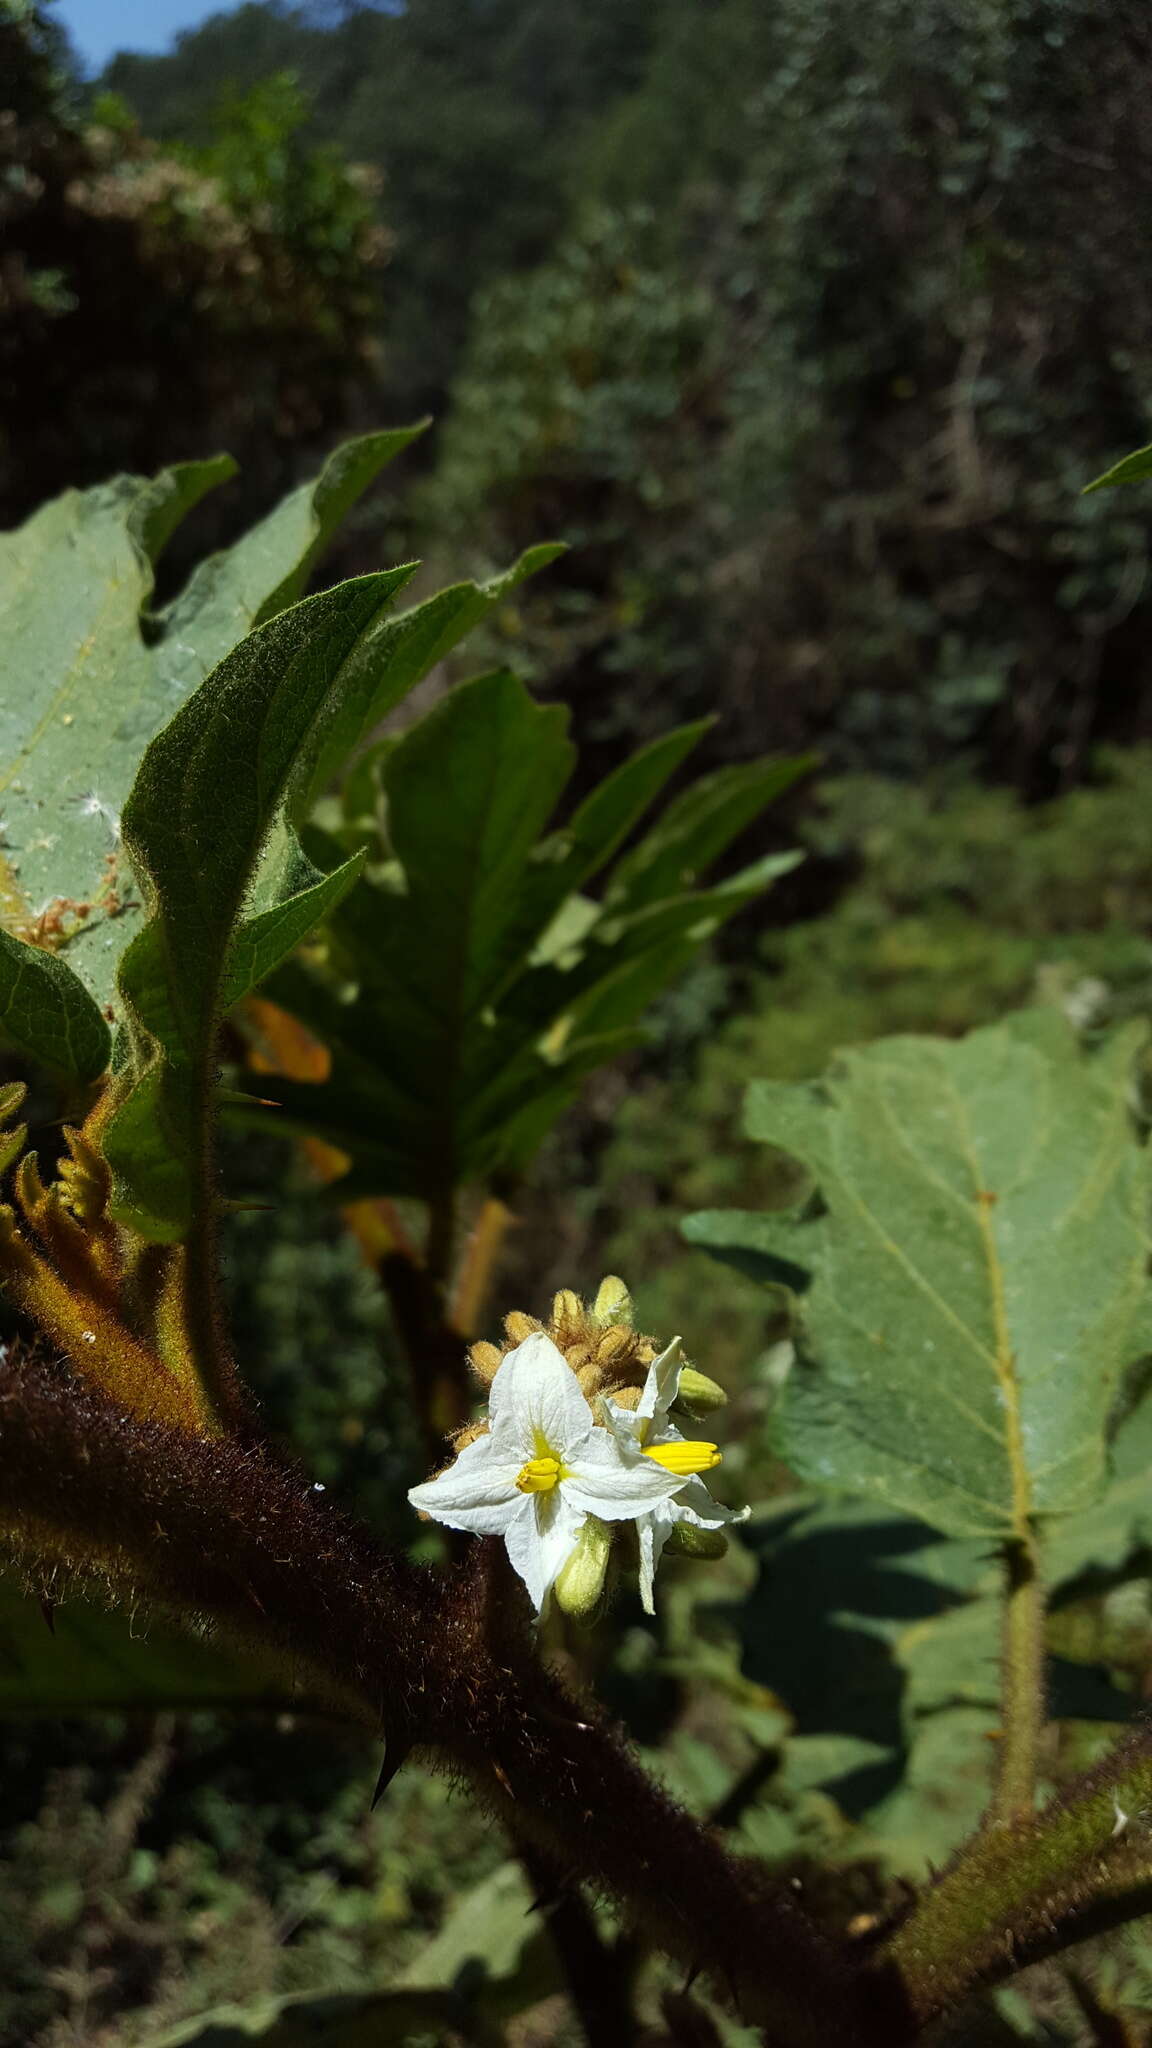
[688,1010,1152,1539]
[0,431,423,1051]
[242,673,806,1198]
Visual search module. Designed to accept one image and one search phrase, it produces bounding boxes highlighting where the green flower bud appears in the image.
[664,1522,729,1561]
[673,1365,728,1417]
[554,1515,613,1620]
[593,1274,633,1327]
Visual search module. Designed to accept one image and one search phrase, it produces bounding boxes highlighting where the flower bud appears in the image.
[665,1522,729,1560]
[594,1325,633,1367]
[551,1288,583,1331]
[468,1340,503,1384]
[593,1275,633,1327]
[674,1366,728,1417]
[553,1515,613,1620]
[504,1311,540,1344]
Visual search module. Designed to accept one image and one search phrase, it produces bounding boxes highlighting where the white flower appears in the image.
[407,1331,687,1612]
[601,1337,749,1614]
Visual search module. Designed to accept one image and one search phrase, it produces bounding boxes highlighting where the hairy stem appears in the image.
[990,1526,1046,1825]
[0,1355,910,2048]
[880,1722,1152,2024]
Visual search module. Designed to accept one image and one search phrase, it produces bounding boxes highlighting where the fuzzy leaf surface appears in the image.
[0,433,418,1017]
[744,1011,1152,1537]
[105,573,411,1237]
[0,926,109,1080]
[300,540,564,810]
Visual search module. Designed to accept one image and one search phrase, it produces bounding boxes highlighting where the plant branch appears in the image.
[879,1721,1152,2026]
[990,1525,1046,1825]
[0,1352,912,2048]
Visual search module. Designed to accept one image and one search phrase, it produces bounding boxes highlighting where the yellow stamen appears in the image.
[516,1455,562,1494]
[644,1440,721,1476]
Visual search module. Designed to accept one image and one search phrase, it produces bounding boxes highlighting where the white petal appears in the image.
[487,1330,594,1461]
[635,1337,684,1433]
[638,1513,674,1615]
[504,1491,584,1612]
[563,1430,684,1521]
[666,1475,750,1530]
[599,1396,641,1449]
[408,1432,522,1534]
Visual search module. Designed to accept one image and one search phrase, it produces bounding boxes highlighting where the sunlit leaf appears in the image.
[743,1011,1152,1536]
[0,432,421,1017]
[1083,443,1152,493]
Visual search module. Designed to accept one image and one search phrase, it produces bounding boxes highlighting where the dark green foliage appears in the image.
[424,0,1152,788]
[0,7,387,531]
[248,672,801,1202]
[104,0,668,412]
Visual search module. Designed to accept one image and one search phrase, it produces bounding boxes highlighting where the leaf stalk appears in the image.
[990,1525,1047,1825]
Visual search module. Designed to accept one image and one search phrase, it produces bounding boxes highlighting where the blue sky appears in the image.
[54,0,225,72]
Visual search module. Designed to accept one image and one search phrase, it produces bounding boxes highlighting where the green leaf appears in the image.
[150,1863,563,2044]
[0,1577,297,1714]
[218,851,367,1015]
[297,669,579,1192]
[261,698,805,1197]
[1083,442,1152,493]
[1046,1391,1152,1581]
[745,1010,1152,1537]
[105,572,413,1238]
[503,852,802,1041]
[144,1987,485,2048]
[304,541,565,809]
[380,667,575,1015]
[604,756,811,912]
[0,432,420,1018]
[0,926,109,1081]
[682,1206,814,1293]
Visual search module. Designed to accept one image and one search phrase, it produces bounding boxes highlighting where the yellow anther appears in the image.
[643,1440,722,1476]
[515,1455,562,1494]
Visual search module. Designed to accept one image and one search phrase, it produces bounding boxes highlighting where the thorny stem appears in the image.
[989,1526,1046,1826]
[0,1356,910,2048]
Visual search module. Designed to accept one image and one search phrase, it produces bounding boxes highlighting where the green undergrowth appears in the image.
[577,751,1152,1390]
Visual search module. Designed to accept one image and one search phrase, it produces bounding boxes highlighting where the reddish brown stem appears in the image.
[0,1354,910,2048]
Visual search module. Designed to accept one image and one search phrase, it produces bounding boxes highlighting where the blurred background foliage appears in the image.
[5,0,1152,2041]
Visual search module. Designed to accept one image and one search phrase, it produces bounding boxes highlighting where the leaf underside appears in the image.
[718,1010,1152,1538]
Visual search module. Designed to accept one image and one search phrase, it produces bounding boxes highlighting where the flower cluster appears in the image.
[408,1283,747,1615]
